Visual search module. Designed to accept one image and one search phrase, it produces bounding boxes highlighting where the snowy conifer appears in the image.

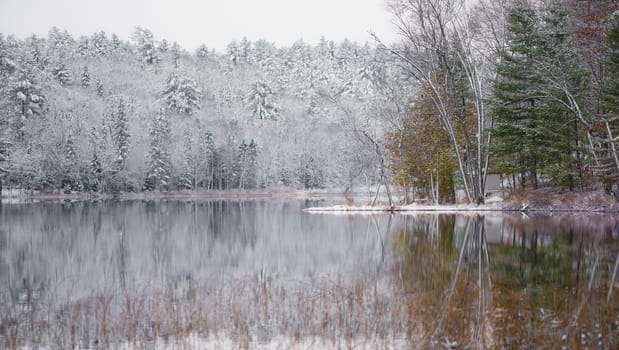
[196,44,209,60]
[160,73,202,114]
[143,109,171,191]
[11,72,45,118]
[77,36,90,57]
[81,65,90,87]
[227,41,240,64]
[197,128,215,188]
[132,26,159,66]
[158,39,169,53]
[178,130,195,190]
[86,127,103,192]
[247,81,279,120]
[91,31,109,56]
[52,62,72,85]
[111,97,130,170]
[95,78,105,97]
[171,42,182,68]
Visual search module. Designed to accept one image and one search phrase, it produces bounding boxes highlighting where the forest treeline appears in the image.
[0,0,618,203]
[0,27,388,194]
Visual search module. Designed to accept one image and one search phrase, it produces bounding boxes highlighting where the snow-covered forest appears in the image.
[0,0,618,203]
[0,27,398,194]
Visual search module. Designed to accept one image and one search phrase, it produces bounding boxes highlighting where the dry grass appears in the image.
[0,275,416,349]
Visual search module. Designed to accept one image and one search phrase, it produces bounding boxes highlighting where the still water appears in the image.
[1,199,618,348]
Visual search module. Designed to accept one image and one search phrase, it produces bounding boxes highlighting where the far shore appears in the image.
[2,188,618,212]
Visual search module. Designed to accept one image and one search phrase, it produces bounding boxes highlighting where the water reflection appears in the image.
[0,200,389,304]
[1,201,618,348]
[393,213,619,349]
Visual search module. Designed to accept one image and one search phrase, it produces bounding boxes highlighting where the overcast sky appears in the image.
[0,0,396,52]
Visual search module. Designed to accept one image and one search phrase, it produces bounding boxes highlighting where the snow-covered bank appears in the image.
[304,203,505,213]
[304,191,619,213]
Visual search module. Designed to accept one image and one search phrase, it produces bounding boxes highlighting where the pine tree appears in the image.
[81,65,91,87]
[247,80,279,120]
[143,109,171,191]
[158,39,169,53]
[95,78,105,97]
[297,155,324,189]
[86,127,103,192]
[52,62,72,85]
[247,139,258,188]
[132,26,159,66]
[111,97,130,170]
[236,140,249,189]
[77,36,90,57]
[196,44,209,60]
[227,41,240,64]
[62,130,77,192]
[171,42,181,68]
[197,128,215,188]
[91,31,109,56]
[160,73,202,114]
[178,130,195,190]
[491,3,576,188]
[0,34,16,77]
[11,71,45,137]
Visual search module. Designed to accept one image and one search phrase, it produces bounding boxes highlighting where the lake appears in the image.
[1,199,618,349]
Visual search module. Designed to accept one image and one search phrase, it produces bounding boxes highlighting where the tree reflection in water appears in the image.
[392,213,619,349]
[1,201,619,348]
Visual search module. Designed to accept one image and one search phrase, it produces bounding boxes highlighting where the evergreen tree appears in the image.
[91,31,109,56]
[77,36,90,57]
[171,42,182,68]
[86,127,103,192]
[196,44,209,60]
[247,80,279,120]
[158,38,169,53]
[95,78,105,97]
[52,62,72,85]
[0,34,16,77]
[111,97,130,170]
[132,26,159,66]
[81,65,91,87]
[10,71,45,137]
[110,34,123,52]
[236,140,249,189]
[47,27,75,53]
[197,128,215,188]
[160,73,202,114]
[26,35,47,70]
[178,130,195,189]
[62,129,77,191]
[247,139,258,188]
[297,155,324,189]
[491,3,577,188]
[227,41,240,64]
[143,109,171,191]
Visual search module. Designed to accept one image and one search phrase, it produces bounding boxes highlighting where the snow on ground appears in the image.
[304,202,506,213]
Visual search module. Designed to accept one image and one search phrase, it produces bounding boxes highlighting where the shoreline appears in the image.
[2,189,618,213]
[303,203,619,214]
[0,189,347,203]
